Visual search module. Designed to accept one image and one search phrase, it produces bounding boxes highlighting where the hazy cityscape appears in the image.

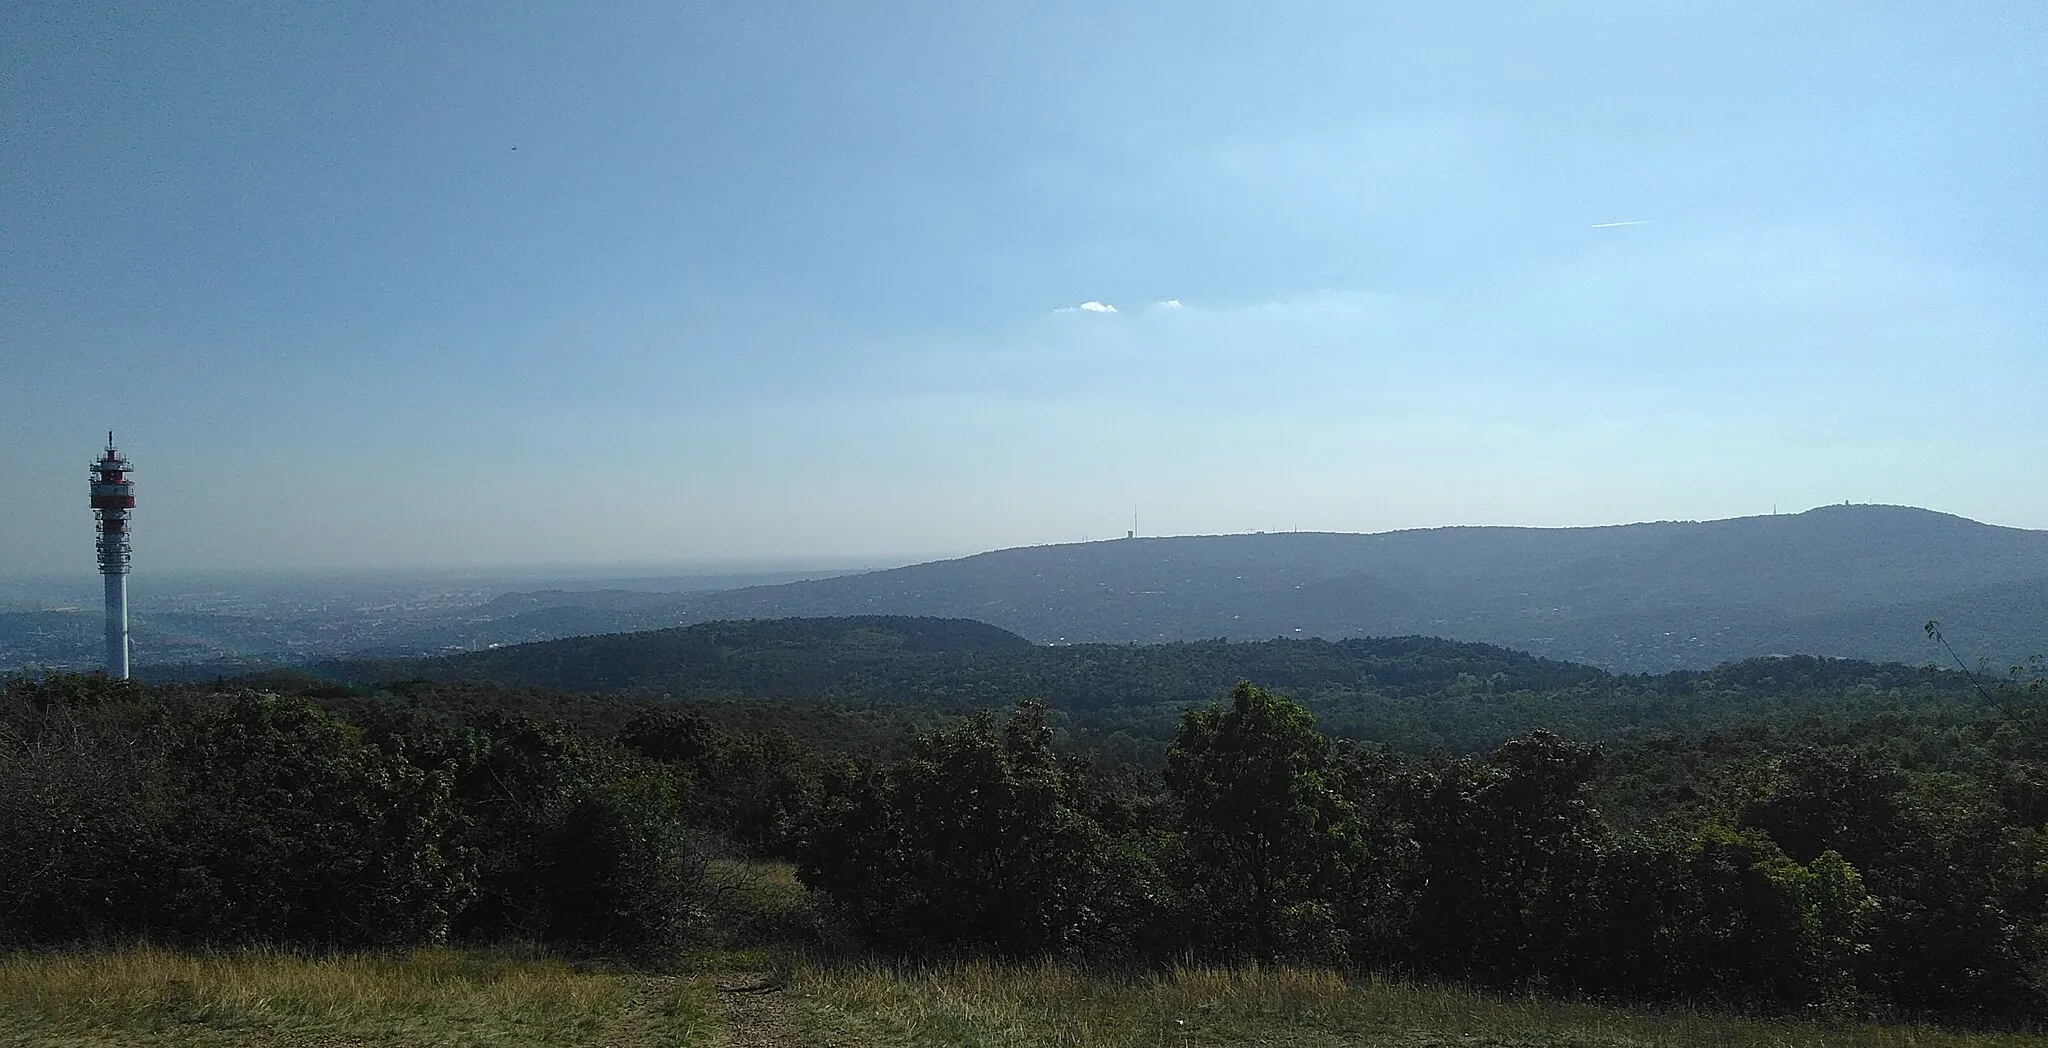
[0,562,879,671]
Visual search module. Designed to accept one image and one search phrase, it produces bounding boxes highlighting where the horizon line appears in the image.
[0,502,2018,581]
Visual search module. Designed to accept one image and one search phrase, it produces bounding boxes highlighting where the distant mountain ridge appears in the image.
[484,505,2048,672]
[16,504,2040,675]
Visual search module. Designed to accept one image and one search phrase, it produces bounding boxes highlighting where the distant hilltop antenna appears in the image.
[88,433,135,678]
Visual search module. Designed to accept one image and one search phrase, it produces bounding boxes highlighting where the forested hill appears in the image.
[482,504,2048,672]
[341,616,1599,703]
[336,615,1988,753]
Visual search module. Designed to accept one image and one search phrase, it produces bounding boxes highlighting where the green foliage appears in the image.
[1396,731,1606,984]
[1780,849,1879,1014]
[799,700,1113,957]
[539,773,704,961]
[0,673,707,962]
[1743,747,1907,866]
[0,675,175,946]
[12,628,2048,1030]
[1165,682,1363,962]
[618,707,821,856]
[0,677,465,949]
[443,715,706,960]
[334,621,1992,760]
[156,691,468,947]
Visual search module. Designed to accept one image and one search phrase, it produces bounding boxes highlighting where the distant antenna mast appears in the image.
[89,433,136,678]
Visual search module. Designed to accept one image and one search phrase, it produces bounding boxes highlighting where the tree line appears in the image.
[4,667,2044,1027]
[798,685,2048,1022]
[0,674,702,960]
[336,618,1988,757]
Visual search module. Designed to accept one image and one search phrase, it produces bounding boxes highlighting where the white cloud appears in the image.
[1154,299,1183,309]
[1055,300,1118,314]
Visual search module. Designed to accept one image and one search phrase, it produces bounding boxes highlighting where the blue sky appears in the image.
[5,1,2045,570]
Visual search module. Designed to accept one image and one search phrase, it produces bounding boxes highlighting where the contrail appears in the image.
[1591,220,1654,228]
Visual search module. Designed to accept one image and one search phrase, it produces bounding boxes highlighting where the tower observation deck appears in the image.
[89,433,134,678]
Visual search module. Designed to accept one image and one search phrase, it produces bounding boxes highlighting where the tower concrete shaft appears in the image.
[89,434,134,678]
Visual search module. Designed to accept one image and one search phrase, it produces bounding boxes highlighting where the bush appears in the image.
[0,677,465,949]
[800,700,1113,957]
[0,675,708,962]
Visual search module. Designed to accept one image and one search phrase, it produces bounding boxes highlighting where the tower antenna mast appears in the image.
[88,434,135,678]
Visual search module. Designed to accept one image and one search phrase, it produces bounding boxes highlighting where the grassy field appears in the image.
[0,947,716,1047]
[792,962,2048,1047]
[3,947,2045,1048]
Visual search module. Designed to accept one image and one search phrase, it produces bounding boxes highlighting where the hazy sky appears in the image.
[6,1,2045,571]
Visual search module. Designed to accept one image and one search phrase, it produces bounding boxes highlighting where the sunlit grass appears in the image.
[0,946,714,1047]
[5,940,2043,1047]
[793,960,2048,1048]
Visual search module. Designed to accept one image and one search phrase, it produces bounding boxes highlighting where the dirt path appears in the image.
[712,972,802,1048]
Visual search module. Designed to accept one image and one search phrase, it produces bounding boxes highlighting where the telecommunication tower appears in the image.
[88,433,135,678]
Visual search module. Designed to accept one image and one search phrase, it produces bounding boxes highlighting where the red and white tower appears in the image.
[89,433,135,678]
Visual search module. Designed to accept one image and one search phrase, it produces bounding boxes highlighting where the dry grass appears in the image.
[0,946,714,1047]
[792,961,2048,1048]
[5,942,2045,1047]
